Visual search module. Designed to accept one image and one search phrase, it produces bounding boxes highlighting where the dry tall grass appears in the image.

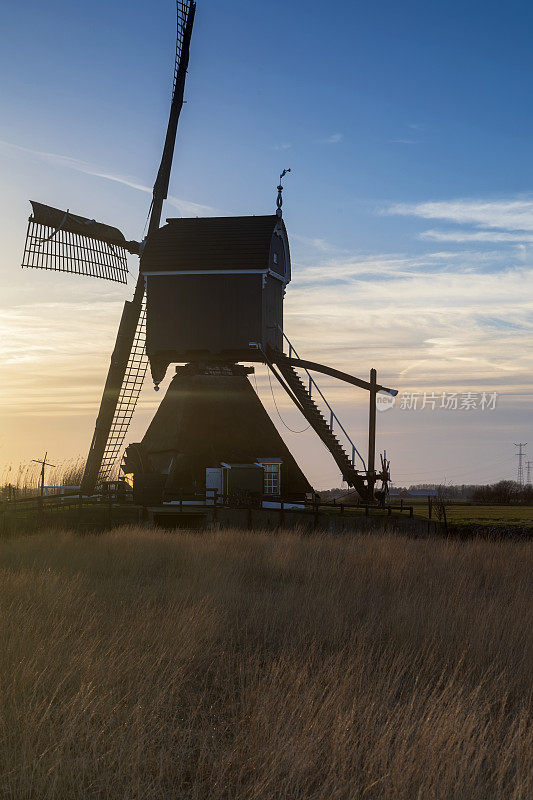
[0,458,85,499]
[0,528,531,799]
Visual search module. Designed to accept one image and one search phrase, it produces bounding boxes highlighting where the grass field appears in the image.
[411,502,533,525]
[1,527,531,799]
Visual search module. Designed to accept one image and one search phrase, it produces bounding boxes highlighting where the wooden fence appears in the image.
[0,490,415,536]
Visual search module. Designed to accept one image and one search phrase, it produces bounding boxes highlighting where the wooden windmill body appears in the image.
[20,1,396,504]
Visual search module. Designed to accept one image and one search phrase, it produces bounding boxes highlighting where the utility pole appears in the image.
[526,460,532,486]
[32,453,56,497]
[514,443,527,486]
[368,368,377,493]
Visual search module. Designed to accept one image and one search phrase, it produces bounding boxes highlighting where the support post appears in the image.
[368,368,377,492]
[442,505,448,535]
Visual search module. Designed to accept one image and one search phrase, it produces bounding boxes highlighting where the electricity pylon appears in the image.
[514,443,527,486]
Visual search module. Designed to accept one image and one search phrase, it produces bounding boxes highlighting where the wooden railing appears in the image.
[0,490,415,537]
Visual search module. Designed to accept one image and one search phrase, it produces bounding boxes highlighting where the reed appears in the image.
[0,527,531,799]
[0,458,85,499]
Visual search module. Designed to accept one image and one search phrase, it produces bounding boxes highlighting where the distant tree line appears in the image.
[391,482,533,504]
[321,482,533,505]
[470,481,533,505]
[403,484,479,500]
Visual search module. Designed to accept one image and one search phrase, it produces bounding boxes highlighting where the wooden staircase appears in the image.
[275,358,372,500]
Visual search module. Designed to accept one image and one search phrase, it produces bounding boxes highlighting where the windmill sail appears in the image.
[80,1,196,495]
[22,202,139,284]
[95,299,148,485]
[149,0,196,234]
[84,296,149,489]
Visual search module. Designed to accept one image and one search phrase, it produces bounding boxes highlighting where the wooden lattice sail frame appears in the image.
[22,201,139,284]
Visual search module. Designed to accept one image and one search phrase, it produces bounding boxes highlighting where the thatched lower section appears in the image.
[123,371,312,498]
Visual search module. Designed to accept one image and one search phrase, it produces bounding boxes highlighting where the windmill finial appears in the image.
[276,168,291,218]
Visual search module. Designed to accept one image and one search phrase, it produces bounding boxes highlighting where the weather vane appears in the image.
[276,168,291,218]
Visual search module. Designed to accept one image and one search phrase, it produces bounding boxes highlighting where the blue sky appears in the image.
[1,0,532,487]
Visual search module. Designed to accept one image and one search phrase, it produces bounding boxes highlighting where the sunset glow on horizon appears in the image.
[1,0,532,489]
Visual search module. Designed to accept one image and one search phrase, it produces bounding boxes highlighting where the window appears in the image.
[271,234,286,276]
[263,463,281,496]
[256,460,282,496]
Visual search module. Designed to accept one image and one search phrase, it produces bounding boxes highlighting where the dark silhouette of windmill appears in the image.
[21,1,396,503]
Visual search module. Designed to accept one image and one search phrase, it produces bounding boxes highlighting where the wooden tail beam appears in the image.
[270,354,397,397]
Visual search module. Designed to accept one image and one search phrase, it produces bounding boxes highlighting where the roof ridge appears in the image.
[165,214,278,223]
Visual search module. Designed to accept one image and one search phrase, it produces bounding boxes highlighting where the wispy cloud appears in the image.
[386,197,533,231]
[273,143,292,151]
[389,123,424,144]
[318,133,343,145]
[286,257,533,393]
[0,137,215,216]
[292,233,347,254]
[419,229,533,243]
[293,248,506,287]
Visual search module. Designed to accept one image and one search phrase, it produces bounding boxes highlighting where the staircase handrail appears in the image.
[277,327,367,472]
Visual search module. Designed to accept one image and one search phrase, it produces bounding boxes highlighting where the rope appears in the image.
[266,365,311,434]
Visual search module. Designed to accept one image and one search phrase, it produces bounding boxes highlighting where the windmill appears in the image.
[32,453,56,497]
[21,1,397,504]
